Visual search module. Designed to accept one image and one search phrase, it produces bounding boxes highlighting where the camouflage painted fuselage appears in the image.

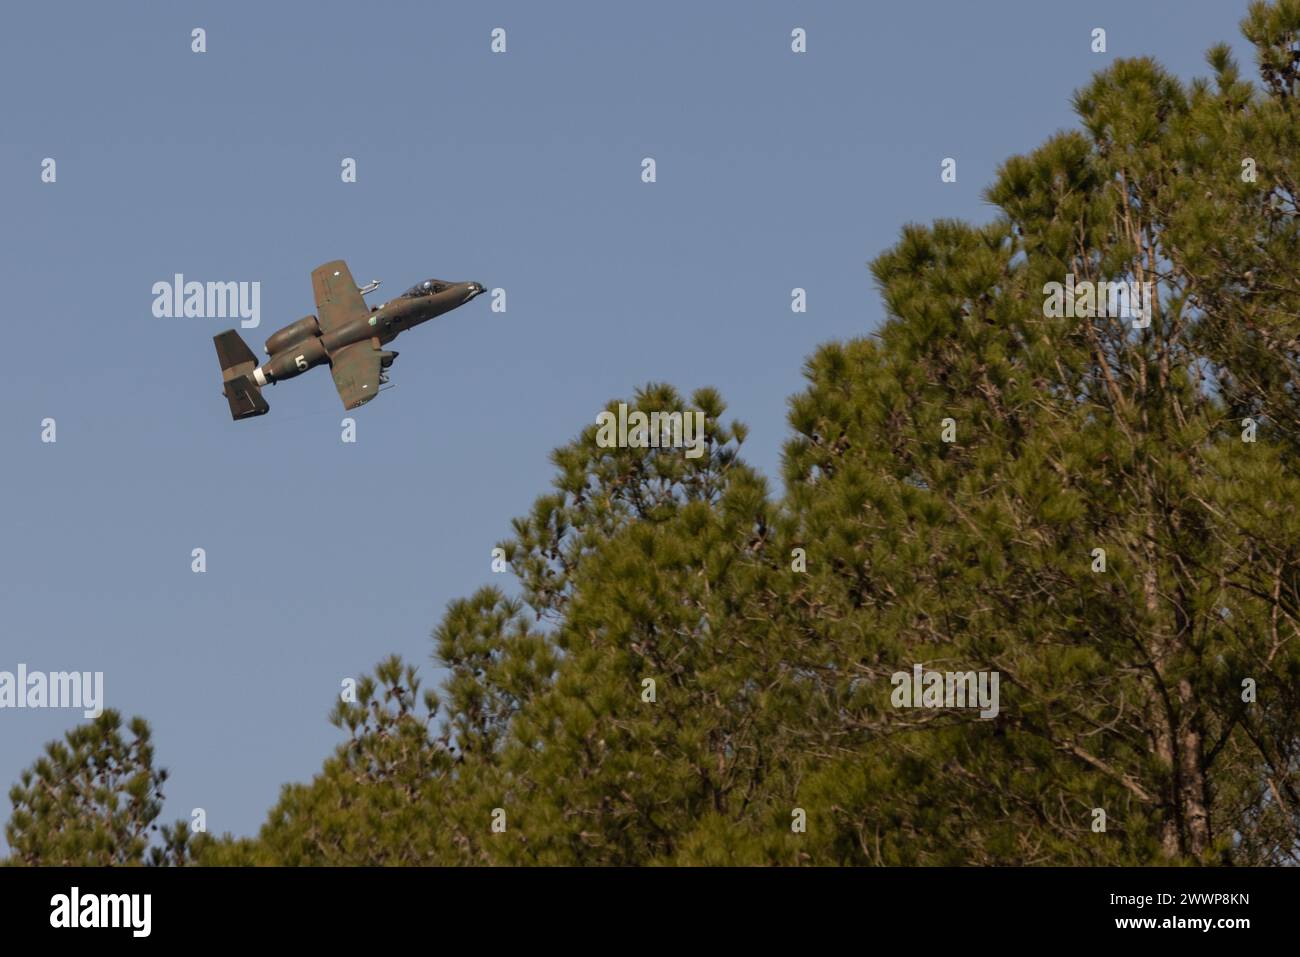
[214,261,485,418]
[256,280,485,385]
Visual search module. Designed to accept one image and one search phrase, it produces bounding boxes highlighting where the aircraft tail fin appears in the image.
[214,330,270,420]
[222,372,270,419]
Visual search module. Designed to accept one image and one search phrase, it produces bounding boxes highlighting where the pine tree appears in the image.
[10,2,1300,868]
[6,711,172,866]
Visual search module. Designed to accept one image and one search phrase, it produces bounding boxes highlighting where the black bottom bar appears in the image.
[0,865,1286,943]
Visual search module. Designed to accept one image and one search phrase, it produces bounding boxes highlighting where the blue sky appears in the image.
[0,1,1255,849]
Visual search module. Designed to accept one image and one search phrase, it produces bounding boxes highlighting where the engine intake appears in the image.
[262,335,329,382]
[264,315,321,356]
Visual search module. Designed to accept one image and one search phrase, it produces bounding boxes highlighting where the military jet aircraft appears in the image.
[213,260,485,419]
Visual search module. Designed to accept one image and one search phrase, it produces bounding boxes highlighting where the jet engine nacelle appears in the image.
[262,335,329,382]
[264,315,321,356]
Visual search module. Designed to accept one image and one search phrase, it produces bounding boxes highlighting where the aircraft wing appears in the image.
[330,339,383,410]
[311,260,370,333]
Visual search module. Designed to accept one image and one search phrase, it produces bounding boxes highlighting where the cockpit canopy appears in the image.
[400,279,452,299]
